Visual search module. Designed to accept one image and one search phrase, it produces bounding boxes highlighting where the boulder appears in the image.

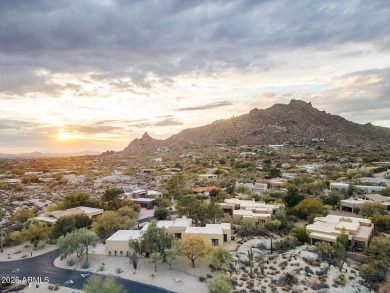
[300,250,318,260]
[320,262,329,270]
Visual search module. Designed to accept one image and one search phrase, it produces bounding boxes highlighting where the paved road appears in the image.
[0,249,176,292]
[0,213,179,292]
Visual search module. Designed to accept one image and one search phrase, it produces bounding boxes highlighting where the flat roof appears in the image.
[310,232,338,242]
[234,210,271,218]
[365,193,390,203]
[157,220,174,228]
[78,206,104,214]
[336,221,360,231]
[148,190,162,195]
[172,217,192,227]
[33,216,57,223]
[133,189,146,193]
[315,215,372,225]
[355,226,373,240]
[106,230,142,242]
[340,198,367,205]
[206,223,231,230]
[131,198,155,202]
[330,182,349,186]
[185,225,223,235]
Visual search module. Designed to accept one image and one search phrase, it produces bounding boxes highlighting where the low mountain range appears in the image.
[122,99,390,154]
[0,151,100,159]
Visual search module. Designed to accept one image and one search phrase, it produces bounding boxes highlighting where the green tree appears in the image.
[292,227,310,244]
[82,275,126,293]
[92,210,137,240]
[360,236,390,286]
[153,197,171,208]
[129,239,146,256]
[360,260,388,286]
[371,214,390,233]
[176,194,208,226]
[142,221,173,261]
[149,252,163,271]
[267,168,281,179]
[213,190,231,203]
[154,207,169,220]
[323,191,343,210]
[224,180,236,195]
[207,278,233,293]
[359,202,387,217]
[165,249,177,270]
[22,222,50,247]
[366,236,390,262]
[77,228,99,263]
[179,235,210,268]
[60,192,98,209]
[167,173,187,199]
[4,231,25,246]
[283,184,305,207]
[73,213,92,229]
[57,228,99,263]
[116,206,139,219]
[293,198,326,220]
[211,246,233,270]
[51,215,76,238]
[237,185,251,194]
[206,200,224,224]
[334,228,348,265]
[100,188,124,210]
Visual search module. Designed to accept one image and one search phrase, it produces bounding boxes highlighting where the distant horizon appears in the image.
[2,99,390,154]
[1,1,389,153]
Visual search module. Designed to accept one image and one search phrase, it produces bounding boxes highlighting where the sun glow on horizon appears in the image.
[57,129,87,141]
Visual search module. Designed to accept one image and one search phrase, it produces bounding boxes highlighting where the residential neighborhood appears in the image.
[1,144,390,293]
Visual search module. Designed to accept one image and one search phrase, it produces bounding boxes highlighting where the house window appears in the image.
[175,233,182,239]
[212,239,219,246]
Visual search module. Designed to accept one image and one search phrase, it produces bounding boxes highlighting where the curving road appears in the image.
[0,249,176,292]
[0,213,179,292]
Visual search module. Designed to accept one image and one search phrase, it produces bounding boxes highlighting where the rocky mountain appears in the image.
[122,100,390,154]
[122,132,164,154]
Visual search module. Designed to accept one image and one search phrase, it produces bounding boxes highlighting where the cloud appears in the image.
[176,101,233,111]
[0,1,389,152]
[153,117,183,126]
[0,119,45,130]
[129,116,183,127]
[61,125,122,135]
[0,0,388,96]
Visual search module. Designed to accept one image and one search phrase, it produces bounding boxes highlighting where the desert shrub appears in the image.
[335,274,346,287]
[67,259,75,266]
[207,278,233,293]
[302,257,320,267]
[278,273,298,286]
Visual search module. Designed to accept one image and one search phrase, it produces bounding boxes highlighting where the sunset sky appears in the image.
[1,0,389,153]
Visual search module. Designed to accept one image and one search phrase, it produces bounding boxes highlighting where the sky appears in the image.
[0,0,389,153]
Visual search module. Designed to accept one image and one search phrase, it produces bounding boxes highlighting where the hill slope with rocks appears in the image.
[122,100,390,154]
